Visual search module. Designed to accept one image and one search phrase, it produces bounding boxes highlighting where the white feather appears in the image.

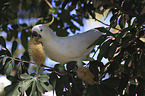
[32,24,102,67]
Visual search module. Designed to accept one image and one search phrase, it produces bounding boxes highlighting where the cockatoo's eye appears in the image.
[40,29,43,32]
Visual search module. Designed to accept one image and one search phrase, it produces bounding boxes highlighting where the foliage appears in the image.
[0,0,145,96]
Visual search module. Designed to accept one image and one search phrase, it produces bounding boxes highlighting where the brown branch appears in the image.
[44,0,52,8]
[44,0,54,26]
[1,55,53,69]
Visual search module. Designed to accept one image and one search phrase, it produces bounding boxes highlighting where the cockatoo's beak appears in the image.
[31,31,42,44]
[32,31,42,38]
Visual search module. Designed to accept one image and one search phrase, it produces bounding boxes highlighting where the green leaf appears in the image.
[119,15,125,29]
[96,27,114,36]
[101,77,120,89]
[36,64,44,75]
[11,24,18,30]
[67,61,77,71]
[12,86,21,96]
[108,42,118,60]
[86,84,105,96]
[36,80,45,93]
[100,39,112,56]
[5,48,12,57]
[38,75,49,82]
[4,59,14,75]
[20,74,33,79]
[49,72,57,88]
[54,64,65,74]
[21,29,28,50]
[20,23,27,27]
[7,75,18,82]
[115,26,133,42]
[11,40,18,55]
[30,80,36,96]
[0,57,4,69]
[110,15,118,28]
[40,82,51,91]
[0,36,6,48]
[1,48,12,57]
[20,79,34,92]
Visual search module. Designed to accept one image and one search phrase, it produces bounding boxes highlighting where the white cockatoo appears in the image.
[31,24,102,67]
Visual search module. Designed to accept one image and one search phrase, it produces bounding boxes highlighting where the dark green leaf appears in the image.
[110,15,118,28]
[86,84,105,96]
[115,26,133,42]
[0,57,4,69]
[21,30,28,50]
[67,61,77,71]
[11,24,18,29]
[7,75,18,82]
[89,61,99,81]
[101,77,120,89]
[62,0,69,9]
[49,72,57,88]
[96,27,114,36]
[55,79,64,96]
[0,36,6,48]
[54,64,65,74]
[99,39,112,56]
[119,15,125,29]
[11,41,18,55]
[20,23,27,27]
[5,48,12,57]
[108,42,118,60]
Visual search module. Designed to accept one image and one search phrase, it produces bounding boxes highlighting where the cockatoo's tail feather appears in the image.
[32,24,102,67]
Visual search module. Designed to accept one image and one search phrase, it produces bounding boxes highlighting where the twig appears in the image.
[44,0,54,26]
[44,0,52,8]
[1,55,53,69]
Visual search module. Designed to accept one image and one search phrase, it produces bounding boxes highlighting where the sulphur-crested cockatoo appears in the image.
[32,24,102,67]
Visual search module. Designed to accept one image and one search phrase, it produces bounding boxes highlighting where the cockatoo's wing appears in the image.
[52,29,102,58]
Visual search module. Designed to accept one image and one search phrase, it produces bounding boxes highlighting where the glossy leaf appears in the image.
[0,36,6,48]
[96,27,114,36]
[11,40,18,55]
[21,30,28,50]
[99,39,112,56]
[108,42,118,60]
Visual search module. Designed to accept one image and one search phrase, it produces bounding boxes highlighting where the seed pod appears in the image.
[29,37,46,64]
[77,67,96,85]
